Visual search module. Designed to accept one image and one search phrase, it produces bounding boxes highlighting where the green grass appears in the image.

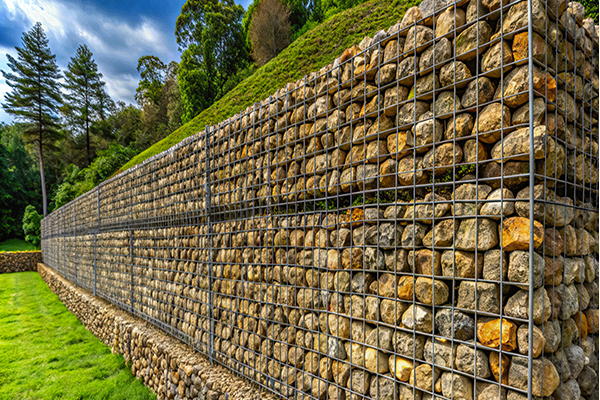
[0,238,39,252]
[117,0,420,174]
[0,272,156,400]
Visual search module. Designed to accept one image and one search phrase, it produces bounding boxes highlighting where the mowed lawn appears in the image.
[0,272,156,400]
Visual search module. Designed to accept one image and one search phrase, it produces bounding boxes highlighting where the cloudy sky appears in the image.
[0,0,252,123]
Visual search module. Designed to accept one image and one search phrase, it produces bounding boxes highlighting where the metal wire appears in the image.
[41,1,599,399]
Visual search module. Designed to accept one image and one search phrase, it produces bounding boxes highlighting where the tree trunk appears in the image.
[86,118,91,166]
[38,137,47,217]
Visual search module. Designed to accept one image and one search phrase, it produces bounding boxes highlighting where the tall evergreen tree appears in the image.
[1,22,62,217]
[62,44,108,165]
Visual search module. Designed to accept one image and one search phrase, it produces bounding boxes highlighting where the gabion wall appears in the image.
[42,0,599,398]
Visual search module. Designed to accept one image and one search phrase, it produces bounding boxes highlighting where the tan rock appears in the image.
[489,351,510,385]
[389,355,413,381]
[501,217,544,252]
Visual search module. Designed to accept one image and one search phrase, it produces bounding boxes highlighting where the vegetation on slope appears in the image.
[117,0,419,173]
[0,238,39,252]
[0,272,156,400]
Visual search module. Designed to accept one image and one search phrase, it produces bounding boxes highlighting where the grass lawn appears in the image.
[0,272,156,400]
[0,238,40,252]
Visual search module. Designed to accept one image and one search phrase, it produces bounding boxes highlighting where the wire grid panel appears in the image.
[40,0,599,398]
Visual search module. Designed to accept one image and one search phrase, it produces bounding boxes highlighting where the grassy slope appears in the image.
[0,238,39,252]
[118,0,418,174]
[0,272,156,400]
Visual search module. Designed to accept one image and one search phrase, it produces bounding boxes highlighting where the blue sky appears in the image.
[0,0,252,123]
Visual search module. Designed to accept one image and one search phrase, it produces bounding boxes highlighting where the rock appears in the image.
[409,364,439,391]
[402,305,433,333]
[365,326,394,352]
[455,218,499,251]
[369,373,397,400]
[452,183,493,217]
[504,287,552,324]
[462,139,487,163]
[454,21,492,61]
[393,330,426,359]
[508,356,560,397]
[441,371,473,400]
[398,7,423,35]
[396,275,414,300]
[481,161,530,190]
[553,379,581,400]
[501,0,547,35]
[544,255,564,286]
[378,223,403,249]
[507,250,545,289]
[423,142,463,175]
[578,366,598,397]
[419,0,455,21]
[408,249,442,276]
[494,65,555,108]
[400,222,427,248]
[444,113,474,140]
[517,324,546,358]
[564,345,585,379]
[478,384,507,400]
[473,102,511,144]
[477,318,517,351]
[396,56,420,86]
[491,126,555,162]
[480,188,514,219]
[435,309,475,341]
[364,347,389,373]
[397,101,429,126]
[413,112,443,150]
[419,38,452,71]
[481,41,513,78]
[456,281,500,314]
[380,299,408,325]
[515,185,575,227]
[386,131,413,159]
[461,77,495,109]
[441,250,483,279]
[455,344,491,378]
[482,249,507,281]
[364,247,385,271]
[350,368,371,395]
[440,61,472,88]
[403,25,434,54]
[489,351,511,385]
[434,91,462,117]
[424,337,455,368]
[512,31,546,62]
[501,217,544,252]
[435,6,466,37]
[411,72,439,100]
[414,277,449,305]
[423,219,456,247]
[389,356,413,381]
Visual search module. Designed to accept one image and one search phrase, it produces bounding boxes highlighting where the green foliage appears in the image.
[457,163,477,179]
[135,55,167,106]
[176,0,249,122]
[0,272,156,400]
[120,0,419,173]
[1,22,63,216]
[22,205,41,247]
[0,238,39,252]
[62,44,111,166]
[581,0,598,22]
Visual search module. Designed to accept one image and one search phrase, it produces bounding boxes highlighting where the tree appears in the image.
[249,0,292,66]
[62,44,109,166]
[22,205,42,247]
[1,22,62,217]
[175,0,249,122]
[135,55,166,107]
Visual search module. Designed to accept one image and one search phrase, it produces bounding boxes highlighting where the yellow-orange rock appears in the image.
[501,217,544,252]
[389,355,413,381]
[477,318,517,351]
[573,311,588,340]
[397,276,414,300]
[512,31,546,63]
[489,351,511,385]
[585,309,599,335]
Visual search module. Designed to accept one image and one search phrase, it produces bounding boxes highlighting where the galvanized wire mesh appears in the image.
[41,0,599,398]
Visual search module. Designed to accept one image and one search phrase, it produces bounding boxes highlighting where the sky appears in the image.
[0,0,253,123]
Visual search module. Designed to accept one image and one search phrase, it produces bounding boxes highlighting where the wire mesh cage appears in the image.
[41,0,599,398]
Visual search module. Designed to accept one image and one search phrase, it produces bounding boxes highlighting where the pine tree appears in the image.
[62,44,109,165]
[1,22,62,217]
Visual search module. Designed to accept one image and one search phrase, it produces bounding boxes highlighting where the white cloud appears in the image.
[0,0,179,123]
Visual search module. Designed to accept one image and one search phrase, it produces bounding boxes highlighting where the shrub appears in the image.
[22,205,42,247]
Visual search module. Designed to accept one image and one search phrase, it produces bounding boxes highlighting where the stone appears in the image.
[473,102,511,145]
[564,345,585,379]
[455,218,499,251]
[481,41,513,78]
[435,309,475,341]
[365,326,393,352]
[422,219,456,247]
[444,113,474,140]
[398,6,423,35]
[396,56,420,86]
[456,281,500,314]
[480,188,515,219]
[491,126,554,162]
[461,77,495,109]
[364,347,390,373]
[414,277,449,305]
[424,337,455,369]
[481,161,530,190]
[389,356,413,381]
[396,275,414,300]
[489,351,511,385]
[501,217,544,252]
[350,369,371,395]
[455,344,491,378]
[452,183,493,217]
[402,305,433,333]
[435,6,466,37]
[494,65,555,108]
[403,25,434,54]
[462,139,487,163]
[440,61,472,88]
[378,223,403,249]
[512,31,546,63]
[423,142,463,175]
[369,374,397,400]
[397,101,429,126]
[351,272,374,294]
[380,299,408,325]
[419,0,455,21]
[515,185,575,227]
[508,356,560,397]
[434,91,462,117]
[544,255,564,286]
[364,247,385,271]
[409,364,439,391]
[454,21,492,61]
[413,112,443,150]
[408,249,442,276]
[482,249,507,281]
[411,72,439,100]
[393,330,426,359]
[386,131,413,159]
[419,38,452,71]
[504,287,552,324]
[400,222,427,248]
[477,318,517,351]
[501,0,547,35]
[440,371,473,400]
[517,324,546,358]
[508,250,545,289]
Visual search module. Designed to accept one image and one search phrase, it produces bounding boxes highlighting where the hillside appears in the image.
[117,0,419,174]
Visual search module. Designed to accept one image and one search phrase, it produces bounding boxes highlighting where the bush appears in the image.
[22,205,42,247]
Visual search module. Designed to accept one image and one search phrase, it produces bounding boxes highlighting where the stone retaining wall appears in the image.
[41,0,599,399]
[0,251,42,274]
[38,262,276,400]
